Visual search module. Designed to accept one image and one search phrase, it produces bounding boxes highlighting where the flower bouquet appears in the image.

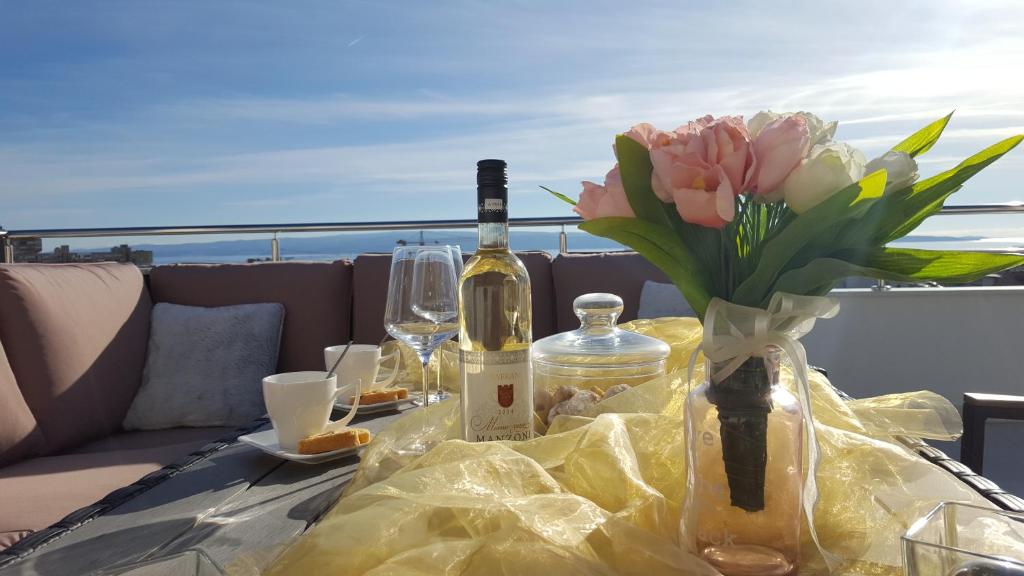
[550,112,1023,313]
[547,111,1023,573]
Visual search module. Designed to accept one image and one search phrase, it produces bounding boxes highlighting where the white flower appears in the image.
[747,111,781,139]
[782,142,867,214]
[748,110,837,148]
[866,150,919,192]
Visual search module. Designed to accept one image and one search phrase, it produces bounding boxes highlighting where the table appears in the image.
[0,407,411,576]
[2,402,1020,576]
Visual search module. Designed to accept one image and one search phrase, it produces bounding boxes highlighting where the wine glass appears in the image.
[384,245,460,411]
[418,244,461,403]
[432,245,462,401]
[449,244,464,277]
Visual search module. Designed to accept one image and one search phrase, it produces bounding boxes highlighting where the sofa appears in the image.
[0,251,667,551]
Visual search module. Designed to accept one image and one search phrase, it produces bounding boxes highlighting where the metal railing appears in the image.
[1,203,1022,268]
[0,216,578,264]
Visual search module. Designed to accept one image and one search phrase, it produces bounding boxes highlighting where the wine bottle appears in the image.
[458,159,534,442]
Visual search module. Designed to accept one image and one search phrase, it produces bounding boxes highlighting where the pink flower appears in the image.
[652,153,736,228]
[676,115,715,133]
[573,165,635,220]
[700,116,754,193]
[624,123,674,201]
[748,115,810,199]
[644,115,746,229]
[648,126,707,203]
[625,123,673,149]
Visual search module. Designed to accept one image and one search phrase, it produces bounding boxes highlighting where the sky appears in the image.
[2,0,1023,248]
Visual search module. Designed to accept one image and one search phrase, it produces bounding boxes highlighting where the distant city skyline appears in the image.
[2,1,1023,248]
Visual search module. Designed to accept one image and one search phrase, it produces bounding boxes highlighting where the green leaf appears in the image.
[730,170,888,307]
[541,185,577,206]
[615,135,673,228]
[774,258,892,294]
[777,135,1023,295]
[664,202,726,296]
[580,217,712,317]
[878,135,1023,244]
[857,247,1024,283]
[829,134,1023,264]
[774,249,1024,294]
[891,111,954,158]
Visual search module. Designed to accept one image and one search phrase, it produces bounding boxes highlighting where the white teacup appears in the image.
[324,344,399,395]
[262,371,360,451]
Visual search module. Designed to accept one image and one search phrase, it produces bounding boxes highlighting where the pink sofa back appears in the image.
[148,261,353,372]
[551,252,669,331]
[0,340,45,467]
[0,252,669,466]
[351,251,557,344]
[0,264,151,456]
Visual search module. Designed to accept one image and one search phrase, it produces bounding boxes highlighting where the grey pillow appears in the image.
[123,302,285,430]
[637,281,696,319]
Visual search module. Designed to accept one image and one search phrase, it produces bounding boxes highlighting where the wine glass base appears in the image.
[393,437,438,456]
[410,391,451,406]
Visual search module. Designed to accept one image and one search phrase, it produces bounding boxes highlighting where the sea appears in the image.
[152,253,355,265]
[150,237,1024,266]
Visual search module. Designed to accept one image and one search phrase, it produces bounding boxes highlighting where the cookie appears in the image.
[297,427,372,454]
[349,387,408,405]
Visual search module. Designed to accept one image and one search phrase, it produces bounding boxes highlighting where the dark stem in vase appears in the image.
[707,353,778,512]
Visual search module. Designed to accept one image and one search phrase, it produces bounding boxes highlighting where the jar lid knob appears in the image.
[573,293,624,324]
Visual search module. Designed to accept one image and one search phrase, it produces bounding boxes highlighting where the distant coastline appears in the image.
[111,230,1011,266]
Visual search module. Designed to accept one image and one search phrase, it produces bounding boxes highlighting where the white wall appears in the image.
[803,287,1024,495]
[804,287,1024,401]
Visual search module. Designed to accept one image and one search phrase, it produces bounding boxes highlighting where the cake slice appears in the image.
[297,427,372,454]
[349,387,408,405]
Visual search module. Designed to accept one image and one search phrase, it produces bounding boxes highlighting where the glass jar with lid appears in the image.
[533,293,671,393]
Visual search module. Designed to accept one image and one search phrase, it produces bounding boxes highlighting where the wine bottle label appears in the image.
[460,349,533,442]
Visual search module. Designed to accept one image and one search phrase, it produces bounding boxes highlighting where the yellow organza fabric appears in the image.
[263,318,988,576]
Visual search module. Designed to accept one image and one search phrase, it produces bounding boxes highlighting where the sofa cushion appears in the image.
[351,253,400,345]
[637,280,695,319]
[0,263,151,455]
[72,427,235,454]
[148,261,353,372]
[0,340,45,467]
[123,303,285,430]
[551,252,669,332]
[0,427,231,550]
[521,251,556,340]
[352,251,556,344]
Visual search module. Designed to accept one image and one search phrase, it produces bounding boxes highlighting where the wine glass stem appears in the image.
[420,359,430,408]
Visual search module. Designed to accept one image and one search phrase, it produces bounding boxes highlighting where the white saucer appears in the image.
[238,428,362,464]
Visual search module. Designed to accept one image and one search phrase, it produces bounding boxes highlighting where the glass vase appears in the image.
[683,346,804,576]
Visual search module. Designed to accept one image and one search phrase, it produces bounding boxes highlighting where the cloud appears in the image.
[847,127,1024,150]
[2,1,1023,232]
[221,198,296,208]
[0,119,616,203]
[6,83,1020,204]
[164,94,543,124]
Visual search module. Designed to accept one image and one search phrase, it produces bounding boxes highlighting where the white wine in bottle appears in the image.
[458,159,534,442]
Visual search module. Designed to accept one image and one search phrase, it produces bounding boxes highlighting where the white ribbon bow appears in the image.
[687,292,841,572]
